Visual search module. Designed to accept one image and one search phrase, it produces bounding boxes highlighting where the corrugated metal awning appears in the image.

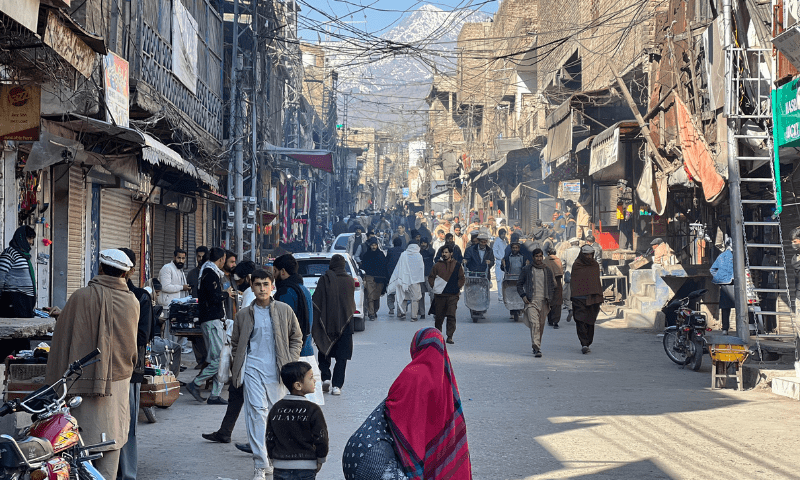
[141,133,219,190]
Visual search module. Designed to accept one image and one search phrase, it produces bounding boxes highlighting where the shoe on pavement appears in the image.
[566,311,573,323]
[411,317,418,322]
[722,329,728,335]
[446,337,454,344]
[534,350,543,358]
[553,324,559,329]
[389,310,395,316]
[207,396,228,405]
[236,442,253,454]
[201,431,231,443]
[253,467,272,480]
[322,380,330,393]
[185,382,206,402]
[581,346,590,354]
[331,386,342,395]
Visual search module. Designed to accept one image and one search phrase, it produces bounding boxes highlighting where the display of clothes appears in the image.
[279,179,314,249]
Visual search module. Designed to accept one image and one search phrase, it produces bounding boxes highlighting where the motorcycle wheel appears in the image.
[663,331,692,365]
[143,406,157,423]
[688,338,703,371]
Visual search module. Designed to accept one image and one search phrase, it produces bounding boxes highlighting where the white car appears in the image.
[330,233,352,253]
[293,252,366,332]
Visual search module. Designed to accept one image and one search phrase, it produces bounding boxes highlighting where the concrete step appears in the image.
[622,308,658,329]
[772,377,800,400]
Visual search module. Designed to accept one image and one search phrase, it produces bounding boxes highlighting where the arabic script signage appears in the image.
[103,51,129,127]
[43,11,96,78]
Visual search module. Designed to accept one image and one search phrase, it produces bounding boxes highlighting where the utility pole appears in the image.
[723,0,749,341]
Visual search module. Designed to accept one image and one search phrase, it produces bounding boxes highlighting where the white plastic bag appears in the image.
[301,353,325,406]
[433,276,447,294]
[216,320,233,384]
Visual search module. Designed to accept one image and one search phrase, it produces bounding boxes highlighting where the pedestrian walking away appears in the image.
[493,228,508,302]
[342,327,473,480]
[428,246,465,344]
[544,248,564,328]
[45,249,139,480]
[387,242,425,321]
[312,255,356,396]
[570,245,604,354]
[0,225,37,318]
[560,238,581,323]
[359,238,388,320]
[385,238,405,315]
[710,237,734,335]
[266,362,329,480]
[186,247,235,404]
[230,269,303,480]
[517,249,555,357]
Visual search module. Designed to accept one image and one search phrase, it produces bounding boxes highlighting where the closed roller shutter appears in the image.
[99,189,132,252]
[183,212,196,269]
[152,205,178,274]
[67,167,86,298]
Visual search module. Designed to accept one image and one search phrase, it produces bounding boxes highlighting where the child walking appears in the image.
[266,361,329,480]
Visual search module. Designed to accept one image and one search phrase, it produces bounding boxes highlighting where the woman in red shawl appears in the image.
[570,245,604,354]
[342,327,472,480]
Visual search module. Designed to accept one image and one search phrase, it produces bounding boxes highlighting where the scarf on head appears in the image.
[570,253,603,300]
[9,226,35,297]
[385,327,472,480]
[360,243,388,281]
[311,255,355,356]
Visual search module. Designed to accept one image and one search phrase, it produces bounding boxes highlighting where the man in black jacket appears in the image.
[385,237,405,316]
[418,237,435,319]
[118,248,153,480]
[516,249,555,357]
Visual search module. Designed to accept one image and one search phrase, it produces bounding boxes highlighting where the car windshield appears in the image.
[297,259,353,277]
[333,235,350,250]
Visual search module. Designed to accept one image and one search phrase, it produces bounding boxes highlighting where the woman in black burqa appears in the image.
[311,254,356,394]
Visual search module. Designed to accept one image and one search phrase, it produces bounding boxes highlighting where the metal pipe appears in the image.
[226,0,240,251]
[723,0,749,341]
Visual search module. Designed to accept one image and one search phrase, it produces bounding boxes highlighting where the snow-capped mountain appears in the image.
[319,4,492,132]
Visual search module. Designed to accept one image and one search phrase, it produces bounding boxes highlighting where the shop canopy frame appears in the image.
[259,142,334,173]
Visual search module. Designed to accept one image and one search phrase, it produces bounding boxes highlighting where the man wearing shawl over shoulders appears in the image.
[312,255,356,396]
[570,245,604,354]
[387,242,425,321]
[45,249,139,480]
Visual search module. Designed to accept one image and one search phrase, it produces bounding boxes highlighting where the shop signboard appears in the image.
[0,85,41,141]
[589,126,620,175]
[42,11,95,78]
[402,187,409,198]
[0,0,40,33]
[774,77,800,148]
[103,51,129,127]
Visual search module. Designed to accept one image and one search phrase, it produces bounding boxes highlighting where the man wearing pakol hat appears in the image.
[46,249,140,480]
[464,232,495,280]
[559,238,582,323]
[570,245,604,354]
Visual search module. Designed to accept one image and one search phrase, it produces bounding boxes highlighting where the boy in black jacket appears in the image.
[267,362,329,479]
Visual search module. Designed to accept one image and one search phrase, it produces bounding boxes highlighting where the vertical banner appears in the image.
[172,0,198,94]
[103,51,130,127]
[0,85,40,141]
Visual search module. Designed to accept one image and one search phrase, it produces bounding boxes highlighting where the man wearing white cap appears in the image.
[559,238,582,323]
[45,249,139,480]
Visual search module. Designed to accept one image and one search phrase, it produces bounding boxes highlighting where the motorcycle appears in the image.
[662,288,710,371]
[0,349,114,479]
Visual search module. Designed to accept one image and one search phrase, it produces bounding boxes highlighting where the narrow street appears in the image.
[137,295,800,480]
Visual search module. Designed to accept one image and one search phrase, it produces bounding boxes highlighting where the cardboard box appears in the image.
[4,362,47,401]
[140,374,180,408]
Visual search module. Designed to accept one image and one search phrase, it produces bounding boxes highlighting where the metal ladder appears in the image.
[726,47,799,347]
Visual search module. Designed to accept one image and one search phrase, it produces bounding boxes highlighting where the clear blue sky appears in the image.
[297,0,499,42]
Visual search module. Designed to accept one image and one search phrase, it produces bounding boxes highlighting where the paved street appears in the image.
[137,293,800,480]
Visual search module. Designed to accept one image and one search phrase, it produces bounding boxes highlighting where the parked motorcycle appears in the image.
[0,348,114,479]
[662,289,710,371]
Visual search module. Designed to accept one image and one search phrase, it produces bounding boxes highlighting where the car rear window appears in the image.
[297,259,352,276]
[333,235,350,250]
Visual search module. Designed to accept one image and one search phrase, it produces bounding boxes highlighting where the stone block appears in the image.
[772,377,800,400]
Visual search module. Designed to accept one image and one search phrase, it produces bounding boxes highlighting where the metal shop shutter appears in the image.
[183,212,196,269]
[99,189,132,252]
[152,205,178,274]
[130,202,145,281]
[67,166,86,298]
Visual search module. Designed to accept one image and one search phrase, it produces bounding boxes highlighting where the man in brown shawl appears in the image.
[311,254,355,396]
[570,245,604,354]
[45,249,139,479]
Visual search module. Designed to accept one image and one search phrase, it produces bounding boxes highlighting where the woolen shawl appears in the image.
[45,275,139,396]
[9,226,35,297]
[570,254,603,302]
[385,327,472,480]
[360,242,389,282]
[311,255,355,357]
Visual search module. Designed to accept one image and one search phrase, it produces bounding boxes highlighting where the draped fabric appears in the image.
[311,255,355,357]
[385,327,472,479]
[570,254,603,305]
[8,226,35,297]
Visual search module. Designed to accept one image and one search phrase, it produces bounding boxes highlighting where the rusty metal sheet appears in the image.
[42,10,96,78]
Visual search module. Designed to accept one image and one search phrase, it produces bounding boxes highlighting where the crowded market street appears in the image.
[138,297,800,480]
